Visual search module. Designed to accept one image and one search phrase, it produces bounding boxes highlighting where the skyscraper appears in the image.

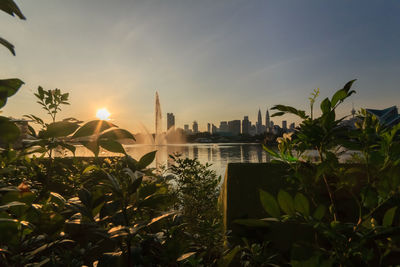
[192,121,199,133]
[212,124,217,134]
[184,124,189,132]
[256,109,263,134]
[242,116,250,135]
[219,121,228,132]
[265,109,270,132]
[228,120,241,135]
[167,113,175,130]
[207,123,211,133]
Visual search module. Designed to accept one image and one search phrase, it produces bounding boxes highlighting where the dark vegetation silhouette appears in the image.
[2,1,400,266]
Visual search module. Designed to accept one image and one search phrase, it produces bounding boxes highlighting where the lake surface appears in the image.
[72,143,270,177]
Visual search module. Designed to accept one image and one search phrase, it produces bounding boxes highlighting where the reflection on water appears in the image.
[73,143,269,177]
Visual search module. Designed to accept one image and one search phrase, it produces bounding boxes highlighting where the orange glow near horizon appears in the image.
[96,108,111,120]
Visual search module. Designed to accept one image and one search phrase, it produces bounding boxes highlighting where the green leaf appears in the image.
[294,193,310,216]
[1,191,35,205]
[218,245,241,267]
[271,105,308,119]
[49,192,66,208]
[0,201,25,211]
[128,176,142,194]
[126,156,139,171]
[177,252,196,262]
[262,144,280,158]
[82,165,99,174]
[38,86,45,98]
[342,79,357,93]
[72,120,116,138]
[99,128,135,141]
[259,189,281,218]
[383,207,397,227]
[0,0,26,19]
[24,114,44,126]
[0,78,24,108]
[106,174,122,195]
[277,190,295,215]
[137,150,157,169]
[57,142,76,155]
[331,89,348,107]
[92,202,104,217]
[313,204,326,220]
[0,79,24,97]
[27,124,36,137]
[0,116,20,143]
[99,139,125,154]
[320,97,331,114]
[78,188,91,207]
[80,140,99,157]
[147,211,176,226]
[40,121,79,138]
[271,111,285,117]
[0,36,15,56]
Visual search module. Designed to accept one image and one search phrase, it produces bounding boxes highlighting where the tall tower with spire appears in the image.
[351,103,356,118]
[257,109,262,134]
[265,109,270,132]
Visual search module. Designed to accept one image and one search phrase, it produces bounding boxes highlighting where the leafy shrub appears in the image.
[231,80,400,266]
[0,86,179,265]
[168,154,224,265]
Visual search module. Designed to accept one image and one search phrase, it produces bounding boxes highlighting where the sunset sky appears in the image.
[1,0,400,133]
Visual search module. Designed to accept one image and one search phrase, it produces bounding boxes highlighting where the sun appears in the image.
[96,108,111,120]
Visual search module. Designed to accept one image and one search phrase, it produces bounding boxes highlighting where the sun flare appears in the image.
[96,108,111,120]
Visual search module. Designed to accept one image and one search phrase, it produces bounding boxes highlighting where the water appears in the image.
[72,143,269,177]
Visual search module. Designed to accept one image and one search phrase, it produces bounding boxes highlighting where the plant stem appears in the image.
[318,147,338,221]
[322,174,337,221]
[122,200,132,266]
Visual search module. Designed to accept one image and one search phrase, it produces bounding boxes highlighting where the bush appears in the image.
[228,80,400,266]
[168,154,223,265]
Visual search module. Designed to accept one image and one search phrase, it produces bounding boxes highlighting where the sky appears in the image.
[1,0,400,133]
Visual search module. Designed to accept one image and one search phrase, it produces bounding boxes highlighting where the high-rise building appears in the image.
[249,124,257,136]
[167,113,175,130]
[242,116,250,135]
[212,124,218,134]
[289,122,295,130]
[192,121,199,133]
[265,109,270,132]
[282,120,287,130]
[207,123,211,133]
[256,109,263,134]
[228,120,241,135]
[184,124,189,132]
[219,121,229,132]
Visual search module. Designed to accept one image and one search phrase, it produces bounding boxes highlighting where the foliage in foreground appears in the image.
[168,155,223,265]
[0,82,223,266]
[228,80,400,266]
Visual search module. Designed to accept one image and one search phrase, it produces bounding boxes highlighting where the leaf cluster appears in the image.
[228,80,400,266]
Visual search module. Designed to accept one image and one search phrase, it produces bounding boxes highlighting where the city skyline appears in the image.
[2,0,400,133]
[165,107,295,135]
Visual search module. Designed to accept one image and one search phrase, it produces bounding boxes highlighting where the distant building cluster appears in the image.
[168,105,400,137]
[180,108,296,136]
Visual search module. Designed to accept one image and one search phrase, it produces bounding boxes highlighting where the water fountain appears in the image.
[133,92,185,145]
[154,92,166,145]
